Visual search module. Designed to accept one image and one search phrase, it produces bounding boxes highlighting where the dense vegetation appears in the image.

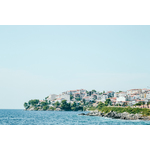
[97,106,150,116]
[87,99,150,116]
[24,99,84,111]
[24,98,150,116]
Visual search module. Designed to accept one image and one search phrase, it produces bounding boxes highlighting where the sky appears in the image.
[0,25,150,109]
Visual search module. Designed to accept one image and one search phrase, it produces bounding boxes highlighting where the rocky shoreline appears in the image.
[78,110,150,121]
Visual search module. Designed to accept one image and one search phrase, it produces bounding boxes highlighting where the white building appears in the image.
[106,91,115,97]
[116,96,127,102]
[127,89,142,95]
[63,89,86,95]
[128,94,140,101]
[100,94,108,102]
[47,94,57,100]
[146,92,150,100]
[83,96,93,102]
[57,94,70,102]
[55,98,65,103]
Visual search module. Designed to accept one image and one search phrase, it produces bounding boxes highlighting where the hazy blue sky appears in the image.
[0,25,150,109]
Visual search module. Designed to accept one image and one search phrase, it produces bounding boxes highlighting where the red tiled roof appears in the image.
[135,100,145,102]
[127,89,141,91]
[107,91,113,93]
[83,96,89,99]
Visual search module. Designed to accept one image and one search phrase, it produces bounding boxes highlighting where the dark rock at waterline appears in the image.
[78,113,86,115]
[78,110,150,120]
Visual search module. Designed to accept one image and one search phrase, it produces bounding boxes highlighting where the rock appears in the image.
[79,110,150,121]
[55,108,61,111]
[113,113,121,119]
[93,110,99,113]
[78,113,86,115]
[88,113,99,116]
[99,112,104,117]
[105,111,116,118]
[84,111,99,116]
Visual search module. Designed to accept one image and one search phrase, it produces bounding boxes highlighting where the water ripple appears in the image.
[0,109,150,125]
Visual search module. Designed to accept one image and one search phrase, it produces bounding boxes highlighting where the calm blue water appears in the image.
[0,109,150,125]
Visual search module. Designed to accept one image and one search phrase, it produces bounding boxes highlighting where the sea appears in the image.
[0,109,150,125]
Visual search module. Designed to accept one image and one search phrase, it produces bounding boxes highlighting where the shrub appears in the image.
[98,106,150,116]
[34,107,39,111]
[43,105,49,111]
[49,107,55,111]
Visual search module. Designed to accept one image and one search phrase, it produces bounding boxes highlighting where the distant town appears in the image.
[24,88,150,111]
[45,88,150,107]
[23,88,150,120]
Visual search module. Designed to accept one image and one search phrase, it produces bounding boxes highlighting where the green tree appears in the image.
[49,106,55,110]
[83,106,87,111]
[97,102,105,109]
[34,107,39,111]
[83,99,86,105]
[92,89,96,93]
[45,96,49,100]
[71,107,76,111]
[61,100,71,111]
[24,102,28,108]
[147,102,150,108]
[54,101,60,108]
[43,105,49,111]
[75,97,81,101]
[28,99,39,106]
[105,99,112,106]
[41,101,48,107]
[103,91,105,93]
[135,101,145,106]
[71,102,76,107]
[88,91,92,96]
[122,102,128,107]
[115,103,121,106]
[70,94,74,100]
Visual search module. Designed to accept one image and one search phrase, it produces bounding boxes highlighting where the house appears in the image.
[80,92,87,99]
[64,89,86,95]
[74,93,81,98]
[100,93,108,102]
[140,93,147,98]
[116,96,127,102]
[106,91,115,98]
[47,94,57,100]
[142,88,150,93]
[118,92,127,97]
[114,91,125,97]
[128,94,140,101]
[56,94,70,102]
[55,98,65,103]
[127,89,142,95]
[146,92,150,100]
[110,97,117,101]
[91,94,98,100]
[110,98,117,105]
[83,96,93,102]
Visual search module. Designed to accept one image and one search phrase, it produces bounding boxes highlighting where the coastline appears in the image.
[78,110,150,121]
[25,108,150,121]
